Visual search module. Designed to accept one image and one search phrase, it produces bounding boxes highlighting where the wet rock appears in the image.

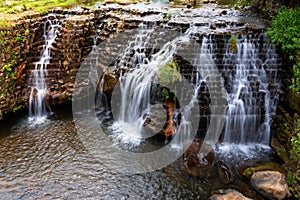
[238,160,284,180]
[102,71,119,93]
[181,141,216,177]
[210,189,252,200]
[220,10,227,15]
[250,171,290,200]
[58,79,64,85]
[217,160,234,184]
[103,0,116,4]
[164,99,176,137]
[51,91,69,105]
[16,62,26,84]
[183,141,215,167]
[210,23,217,30]
[142,104,166,135]
[118,0,136,5]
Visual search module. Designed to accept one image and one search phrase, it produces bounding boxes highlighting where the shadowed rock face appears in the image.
[250,171,290,200]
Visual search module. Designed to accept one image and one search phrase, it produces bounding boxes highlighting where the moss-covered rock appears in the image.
[238,160,284,180]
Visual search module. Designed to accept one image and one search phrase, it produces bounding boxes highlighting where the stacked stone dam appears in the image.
[0,5,282,122]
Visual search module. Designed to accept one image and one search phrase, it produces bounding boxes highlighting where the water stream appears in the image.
[28,14,61,124]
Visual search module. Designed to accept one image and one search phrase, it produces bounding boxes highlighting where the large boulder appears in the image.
[210,189,252,200]
[250,171,290,200]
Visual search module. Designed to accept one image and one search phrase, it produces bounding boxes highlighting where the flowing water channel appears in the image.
[0,2,282,199]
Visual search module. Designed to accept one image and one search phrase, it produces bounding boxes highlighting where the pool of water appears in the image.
[0,105,274,199]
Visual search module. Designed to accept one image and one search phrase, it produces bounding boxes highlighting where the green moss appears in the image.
[241,161,283,179]
[12,105,25,113]
[229,35,237,52]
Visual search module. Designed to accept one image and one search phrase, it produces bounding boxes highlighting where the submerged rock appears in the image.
[217,160,234,184]
[210,189,252,200]
[250,171,290,200]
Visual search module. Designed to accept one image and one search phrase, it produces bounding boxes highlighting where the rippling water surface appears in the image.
[0,106,271,199]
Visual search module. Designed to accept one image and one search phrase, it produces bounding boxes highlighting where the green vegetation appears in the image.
[12,105,24,113]
[267,6,300,93]
[0,30,10,47]
[229,35,237,52]
[291,119,300,161]
[288,118,300,196]
[286,172,298,185]
[158,60,181,100]
[217,0,251,8]
[3,52,17,79]
[158,60,181,85]
[0,0,99,14]
[166,12,172,19]
[234,0,250,9]
[0,19,12,29]
[172,0,181,5]
[14,33,26,42]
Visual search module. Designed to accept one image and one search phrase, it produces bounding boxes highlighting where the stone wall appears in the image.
[0,5,280,120]
[0,7,144,119]
[0,12,46,118]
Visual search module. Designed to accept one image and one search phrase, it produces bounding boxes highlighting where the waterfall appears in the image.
[109,23,195,147]
[97,23,279,158]
[222,35,278,145]
[216,34,279,159]
[28,14,61,123]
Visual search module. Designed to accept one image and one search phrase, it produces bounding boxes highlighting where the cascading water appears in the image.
[110,23,194,146]
[222,35,278,141]
[29,14,61,123]
[98,23,279,158]
[217,34,279,158]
